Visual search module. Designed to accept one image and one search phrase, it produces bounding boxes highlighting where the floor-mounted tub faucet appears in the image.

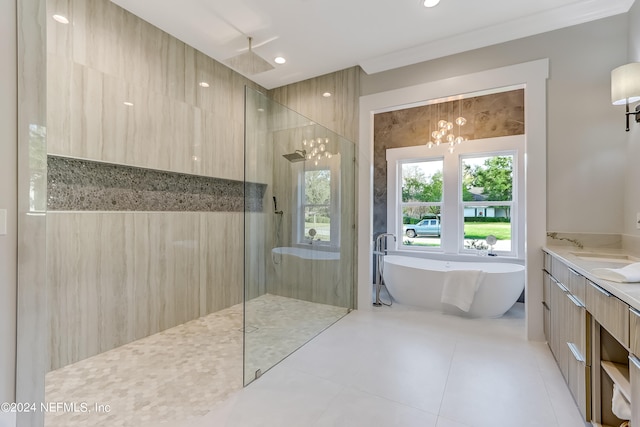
[374,233,396,307]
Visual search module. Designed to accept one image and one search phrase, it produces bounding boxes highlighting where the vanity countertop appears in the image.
[543,245,640,311]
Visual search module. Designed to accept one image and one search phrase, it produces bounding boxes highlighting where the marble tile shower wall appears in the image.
[46,0,266,370]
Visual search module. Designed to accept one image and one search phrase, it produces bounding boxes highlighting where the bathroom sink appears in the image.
[570,252,639,264]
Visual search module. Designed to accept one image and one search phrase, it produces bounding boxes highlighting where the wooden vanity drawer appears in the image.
[567,342,590,422]
[543,271,551,343]
[567,268,586,305]
[543,250,551,272]
[566,292,588,364]
[551,256,569,287]
[543,270,551,305]
[631,307,640,355]
[586,280,629,348]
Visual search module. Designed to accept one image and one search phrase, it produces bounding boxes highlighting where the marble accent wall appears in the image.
[46,0,266,370]
[373,89,524,236]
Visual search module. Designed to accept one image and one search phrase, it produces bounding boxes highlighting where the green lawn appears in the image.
[463,222,511,240]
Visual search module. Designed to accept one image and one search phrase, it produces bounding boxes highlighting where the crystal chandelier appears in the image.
[303,137,333,165]
[427,100,467,153]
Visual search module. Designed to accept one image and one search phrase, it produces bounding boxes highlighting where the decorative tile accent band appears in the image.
[47,156,266,212]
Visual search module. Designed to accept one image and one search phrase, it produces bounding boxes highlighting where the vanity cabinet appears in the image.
[543,250,590,421]
[544,249,640,427]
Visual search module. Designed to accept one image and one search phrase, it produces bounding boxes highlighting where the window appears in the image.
[400,160,443,248]
[298,159,340,246]
[386,136,523,257]
[461,154,514,254]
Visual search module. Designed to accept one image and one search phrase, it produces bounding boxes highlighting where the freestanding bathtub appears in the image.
[382,255,525,318]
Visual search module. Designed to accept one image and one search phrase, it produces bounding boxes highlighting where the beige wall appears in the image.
[624,2,640,239]
[0,0,17,413]
[46,0,261,369]
[269,67,361,143]
[362,16,628,235]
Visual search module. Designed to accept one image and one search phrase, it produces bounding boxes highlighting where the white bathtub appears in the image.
[382,255,525,318]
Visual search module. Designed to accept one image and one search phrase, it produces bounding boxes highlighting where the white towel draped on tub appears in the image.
[441,270,484,312]
[592,262,640,283]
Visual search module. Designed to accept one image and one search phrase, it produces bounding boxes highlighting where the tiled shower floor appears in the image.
[44,294,348,427]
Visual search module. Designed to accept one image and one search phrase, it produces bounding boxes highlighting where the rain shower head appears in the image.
[225,37,274,75]
[282,150,306,163]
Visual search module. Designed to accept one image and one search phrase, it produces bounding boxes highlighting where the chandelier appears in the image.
[427,100,467,153]
[303,137,333,165]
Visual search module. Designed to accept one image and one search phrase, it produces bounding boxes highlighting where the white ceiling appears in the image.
[111,0,634,89]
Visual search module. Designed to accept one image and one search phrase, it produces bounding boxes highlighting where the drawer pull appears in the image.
[566,293,584,308]
[542,301,550,310]
[568,268,580,277]
[630,307,640,317]
[630,355,640,370]
[567,342,585,363]
[590,282,612,297]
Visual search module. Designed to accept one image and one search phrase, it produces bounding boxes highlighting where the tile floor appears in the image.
[188,302,586,427]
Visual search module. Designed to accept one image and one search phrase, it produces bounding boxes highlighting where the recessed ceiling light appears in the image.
[274,56,286,65]
[198,81,210,88]
[322,92,332,98]
[123,101,134,106]
[52,14,69,24]
[423,0,440,7]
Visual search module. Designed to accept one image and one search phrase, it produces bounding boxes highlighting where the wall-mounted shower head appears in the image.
[282,150,306,163]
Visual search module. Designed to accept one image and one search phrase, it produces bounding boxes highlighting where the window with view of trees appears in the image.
[388,143,520,257]
[461,155,514,253]
[400,160,443,248]
[300,165,340,246]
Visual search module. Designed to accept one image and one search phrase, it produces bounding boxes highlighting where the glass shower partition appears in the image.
[243,87,355,385]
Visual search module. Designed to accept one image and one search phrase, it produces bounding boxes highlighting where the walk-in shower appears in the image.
[244,87,356,385]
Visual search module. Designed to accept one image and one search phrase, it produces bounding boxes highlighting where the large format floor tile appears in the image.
[193,302,585,427]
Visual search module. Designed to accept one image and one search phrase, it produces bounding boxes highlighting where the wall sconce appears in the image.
[611,62,640,131]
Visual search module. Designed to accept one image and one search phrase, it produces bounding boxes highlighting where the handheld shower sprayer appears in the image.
[273,196,283,215]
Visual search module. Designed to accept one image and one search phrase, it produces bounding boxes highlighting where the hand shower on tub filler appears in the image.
[374,233,396,307]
